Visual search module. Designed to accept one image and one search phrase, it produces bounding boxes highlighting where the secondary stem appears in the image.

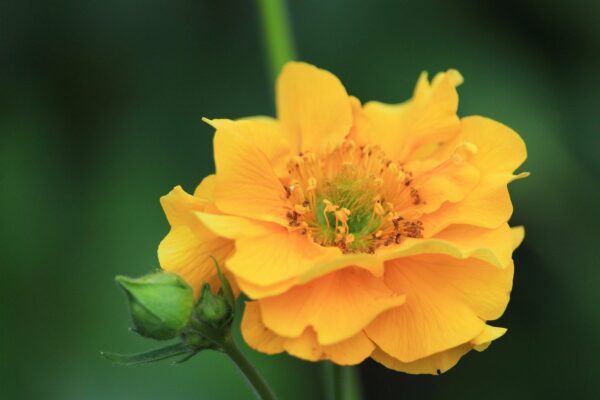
[222,332,277,400]
[256,0,297,84]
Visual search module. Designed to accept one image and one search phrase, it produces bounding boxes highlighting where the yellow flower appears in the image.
[158,62,527,374]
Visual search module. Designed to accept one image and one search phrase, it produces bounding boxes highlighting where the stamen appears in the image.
[283,139,426,253]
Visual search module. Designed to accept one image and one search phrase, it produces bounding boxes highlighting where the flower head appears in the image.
[159,62,527,374]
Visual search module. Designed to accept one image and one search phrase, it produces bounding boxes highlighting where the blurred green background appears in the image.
[2,0,599,398]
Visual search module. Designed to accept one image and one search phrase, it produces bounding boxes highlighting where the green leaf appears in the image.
[101,342,192,366]
[171,352,199,365]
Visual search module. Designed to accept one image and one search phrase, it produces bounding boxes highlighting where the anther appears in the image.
[294,204,309,215]
[345,234,355,245]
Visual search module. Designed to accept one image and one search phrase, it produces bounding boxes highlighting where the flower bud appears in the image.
[116,272,194,340]
[195,283,232,329]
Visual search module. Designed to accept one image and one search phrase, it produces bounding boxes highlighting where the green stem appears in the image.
[323,363,364,400]
[344,366,364,400]
[332,365,343,400]
[256,0,297,84]
[222,332,277,400]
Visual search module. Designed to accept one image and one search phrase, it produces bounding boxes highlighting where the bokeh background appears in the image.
[2,0,599,398]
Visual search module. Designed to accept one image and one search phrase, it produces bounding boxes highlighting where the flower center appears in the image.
[284,140,423,253]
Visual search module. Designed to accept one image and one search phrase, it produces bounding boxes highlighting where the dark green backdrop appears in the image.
[2,0,599,398]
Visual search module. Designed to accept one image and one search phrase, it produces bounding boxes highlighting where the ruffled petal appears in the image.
[241,302,285,354]
[225,227,333,290]
[258,267,405,345]
[197,212,385,298]
[283,328,374,365]
[193,174,216,201]
[347,96,374,146]
[241,301,374,365]
[511,226,525,250]
[420,116,528,235]
[460,116,527,177]
[364,70,463,161]
[431,223,516,268]
[400,254,514,321]
[420,173,528,235]
[158,185,233,297]
[196,212,276,239]
[365,257,486,362]
[372,324,506,375]
[276,62,353,153]
[377,223,516,269]
[206,118,291,177]
[211,117,290,226]
[393,153,480,216]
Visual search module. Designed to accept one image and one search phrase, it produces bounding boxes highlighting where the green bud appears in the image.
[116,272,194,340]
[195,283,232,329]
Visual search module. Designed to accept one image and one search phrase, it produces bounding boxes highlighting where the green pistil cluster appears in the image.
[312,174,384,252]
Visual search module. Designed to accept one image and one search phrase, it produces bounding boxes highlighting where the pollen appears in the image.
[284,140,424,253]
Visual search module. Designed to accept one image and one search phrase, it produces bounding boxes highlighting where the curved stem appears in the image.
[222,332,277,400]
[256,0,297,84]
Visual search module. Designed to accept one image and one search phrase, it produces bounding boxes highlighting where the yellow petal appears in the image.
[225,227,330,288]
[283,328,374,365]
[420,175,516,235]
[431,223,516,268]
[236,250,385,298]
[460,116,527,177]
[276,62,352,153]
[371,324,506,375]
[158,226,233,298]
[420,116,527,234]
[403,255,514,321]
[161,185,206,228]
[205,117,291,177]
[211,117,290,226]
[347,96,374,146]
[365,257,485,362]
[258,267,406,345]
[363,70,462,161]
[158,186,233,297]
[377,223,516,270]
[511,226,525,250]
[372,343,470,375]
[236,276,298,301]
[393,153,480,215]
[241,302,285,354]
[193,174,216,201]
[195,212,276,239]
[472,325,507,351]
[242,301,374,365]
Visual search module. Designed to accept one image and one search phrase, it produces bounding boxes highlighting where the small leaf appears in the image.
[171,352,199,365]
[101,342,191,366]
[210,256,235,313]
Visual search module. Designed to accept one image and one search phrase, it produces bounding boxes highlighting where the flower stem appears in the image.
[323,363,364,400]
[344,366,364,400]
[256,0,297,84]
[332,364,343,400]
[222,332,277,400]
